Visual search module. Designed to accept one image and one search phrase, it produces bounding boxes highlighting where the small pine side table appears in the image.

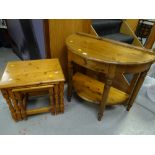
[0,59,65,121]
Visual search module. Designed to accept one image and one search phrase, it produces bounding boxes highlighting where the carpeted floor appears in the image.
[0,47,155,135]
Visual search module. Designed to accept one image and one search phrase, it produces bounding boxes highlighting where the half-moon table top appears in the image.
[66,33,155,65]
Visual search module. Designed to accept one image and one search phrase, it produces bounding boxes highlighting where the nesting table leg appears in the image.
[54,84,59,114]
[1,89,17,121]
[1,83,65,121]
[59,82,64,113]
[8,90,22,121]
[49,87,55,114]
[15,92,27,120]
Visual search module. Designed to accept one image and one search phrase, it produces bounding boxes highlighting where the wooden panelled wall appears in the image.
[47,19,142,79]
[48,19,91,79]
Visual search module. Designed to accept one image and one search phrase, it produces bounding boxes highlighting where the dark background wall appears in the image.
[6,19,46,59]
[31,19,46,58]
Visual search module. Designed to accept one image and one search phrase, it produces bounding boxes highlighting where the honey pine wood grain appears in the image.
[0,59,65,89]
[12,85,54,92]
[73,72,129,105]
[89,24,130,93]
[90,25,98,36]
[145,23,155,49]
[8,89,22,120]
[26,107,51,115]
[66,33,155,121]
[14,92,27,119]
[48,19,91,79]
[125,19,139,32]
[59,82,64,113]
[120,20,143,47]
[1,89,17,120]
[66,33,155,65]
[0,59,65,121]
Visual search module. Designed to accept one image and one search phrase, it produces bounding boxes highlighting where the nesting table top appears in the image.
[0,59,65,89]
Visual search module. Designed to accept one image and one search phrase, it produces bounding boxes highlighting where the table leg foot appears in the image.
[67,96,72,102]
[126,105,131,111]
[98,113,103,121]
[67,61,73,102]
[11,113,17,121]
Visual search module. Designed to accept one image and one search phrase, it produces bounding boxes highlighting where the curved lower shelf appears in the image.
[73,72,129,105]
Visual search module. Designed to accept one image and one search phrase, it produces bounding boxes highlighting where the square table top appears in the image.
[0,59,65,89]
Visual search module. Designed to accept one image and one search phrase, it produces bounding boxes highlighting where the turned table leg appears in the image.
[49,87,55,115]
[1,89,17,121]
[59,82,64,113]
[127,70,148,111]
[54,84,59,114]
[8,90,22,121]
[98,78,113,121]
[67,61,73,102]
[14,92,27,120]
